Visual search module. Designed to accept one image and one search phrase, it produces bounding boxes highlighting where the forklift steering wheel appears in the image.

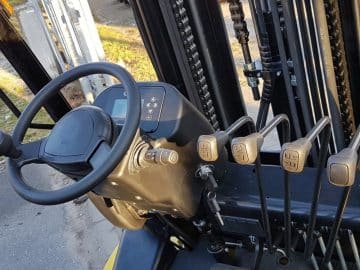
[7,62,141,205]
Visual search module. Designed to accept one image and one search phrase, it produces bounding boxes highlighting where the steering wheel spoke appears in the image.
[89,142,112,170]
[16,138,46,167]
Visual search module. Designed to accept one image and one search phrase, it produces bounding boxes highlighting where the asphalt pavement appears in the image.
[0,163,122,270]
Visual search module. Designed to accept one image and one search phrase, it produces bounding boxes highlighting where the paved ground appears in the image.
[0,163,122,270]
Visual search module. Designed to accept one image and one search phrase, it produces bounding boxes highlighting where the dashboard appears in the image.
[94,82,214,145]
[94,83,165,133]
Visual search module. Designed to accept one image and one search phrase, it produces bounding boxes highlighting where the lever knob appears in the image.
[0,131,21,158]
[280,138,312,173]
[231,133,263,164]
[327,148,357,187]
[197,131,229,162]
[144,148,179,165]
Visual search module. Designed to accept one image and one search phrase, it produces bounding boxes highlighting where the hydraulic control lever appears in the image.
[321,126,360,268]
[197,116,255,162]
[280,117,331,259]
[231,114,290,253]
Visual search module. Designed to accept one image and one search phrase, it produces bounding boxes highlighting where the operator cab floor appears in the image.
[172,238,314,270]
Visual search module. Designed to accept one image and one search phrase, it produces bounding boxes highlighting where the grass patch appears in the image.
[97,24,157,82]
[8,0,27,7]
[0,70,53,147]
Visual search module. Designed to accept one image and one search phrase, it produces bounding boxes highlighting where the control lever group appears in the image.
[197,116,255,162]
[196,114,360,266]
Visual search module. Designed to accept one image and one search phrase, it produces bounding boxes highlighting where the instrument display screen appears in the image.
[111,99,127,118]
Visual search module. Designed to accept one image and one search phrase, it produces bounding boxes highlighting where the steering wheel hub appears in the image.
[41,106,113,175]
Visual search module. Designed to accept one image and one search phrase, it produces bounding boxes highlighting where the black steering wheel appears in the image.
[7,63,141,205]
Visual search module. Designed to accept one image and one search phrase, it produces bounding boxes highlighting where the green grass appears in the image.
[98,25,157,82]
[0,70,52,144]
[8,0,27,7]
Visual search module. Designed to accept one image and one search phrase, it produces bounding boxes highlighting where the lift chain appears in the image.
[171,0,220,130]
[228,0,249,44]
[324,0,356,144]
[228,0,260,99]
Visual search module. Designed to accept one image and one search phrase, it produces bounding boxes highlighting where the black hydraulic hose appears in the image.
[253,6,282,130]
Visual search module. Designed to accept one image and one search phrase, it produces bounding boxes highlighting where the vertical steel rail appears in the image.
[302,231,320,270]
[280,0,314,136]
[319,234,334,270]
[348,230,360,269]
[269,0,302,139]
[335,240,348,270]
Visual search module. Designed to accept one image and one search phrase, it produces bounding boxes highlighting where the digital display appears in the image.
[111,99,127,118]
[111,99,144,118]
